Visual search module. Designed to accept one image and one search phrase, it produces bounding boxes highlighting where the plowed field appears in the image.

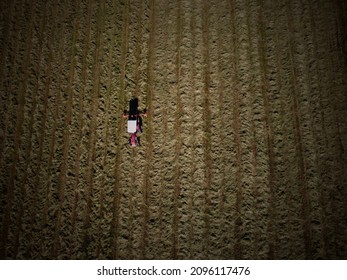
[0,0,347,259]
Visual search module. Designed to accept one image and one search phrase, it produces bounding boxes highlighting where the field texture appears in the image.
[0,0,347,259]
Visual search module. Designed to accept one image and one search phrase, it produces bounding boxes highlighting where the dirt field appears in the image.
[0,0,347,259]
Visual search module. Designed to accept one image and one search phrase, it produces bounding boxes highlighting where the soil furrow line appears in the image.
[333,7,347,258]
[30,3,57,257]
[69,0,93,259]
[15,2,48,258]
[120,0,141,259]
[245,0,262,258]
[187,0,198,259]
[156,0,177,259]
[95,0,119,259]
[322,0,346,258]
[205,1,218,259]
[262,0,291,259]
[141,0,156,259]
[39,7,68,258]
[201,0,212,258]
[294,0,329,258]
[229,0,243,259]
[112,0,130,259]
[310,2,340,258]
[0,0,14,101]
[82,0,105,259]
[90,0,110,257]
[0,0,36,258]
[285,0,312,258]
[236,2,260,258]
[215,0,230,258]
[257,0,278,259]
[276,0,303,258]
[134,0,144,98]
[157,0,179,259]
[127,147,135,259]
[272,0,299,259]
[155,0,171,259]
[0,1,23,224]
[127,0,147,259]
[0,1,15,191]
[0,0,14,103]
[172,0,184,259]
[306,0,330,257]
[175,0,197,258]
[207,0,231,259]
[234,0,259,259]
[307,3,330,157]
[143,0,165,258]
[51,0,81,258]
[0,0,14,179]
[215,0,237,259]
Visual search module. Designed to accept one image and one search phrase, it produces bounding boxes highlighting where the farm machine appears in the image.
[123,97,147,147]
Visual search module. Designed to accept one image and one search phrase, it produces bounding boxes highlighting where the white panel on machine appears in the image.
[127,120,137,133]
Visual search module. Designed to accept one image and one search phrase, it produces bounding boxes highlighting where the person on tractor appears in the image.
[123,97,147,147]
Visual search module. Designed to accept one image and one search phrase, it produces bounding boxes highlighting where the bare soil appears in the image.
[0,0,347,259]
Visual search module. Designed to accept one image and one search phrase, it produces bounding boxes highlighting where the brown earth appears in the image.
[0,0,346,259]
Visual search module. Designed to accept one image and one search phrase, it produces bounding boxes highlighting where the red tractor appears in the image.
[123,98,147,147]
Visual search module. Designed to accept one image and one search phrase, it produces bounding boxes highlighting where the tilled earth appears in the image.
[0,0,347,259]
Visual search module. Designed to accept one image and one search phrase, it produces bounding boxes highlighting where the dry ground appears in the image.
[0,0,347,259]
